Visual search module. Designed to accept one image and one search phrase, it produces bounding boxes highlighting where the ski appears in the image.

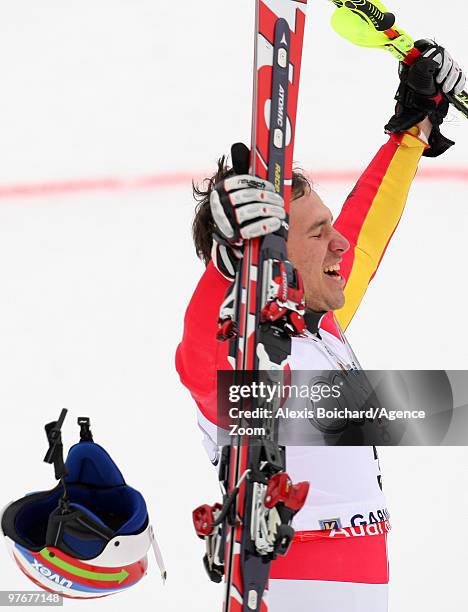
[193,2,310,610]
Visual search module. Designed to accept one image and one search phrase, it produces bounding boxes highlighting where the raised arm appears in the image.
[334,129,426,332]
[176,172,286,424]
[334,39,466,331]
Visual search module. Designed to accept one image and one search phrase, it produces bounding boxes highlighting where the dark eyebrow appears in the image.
[306,216,333,234]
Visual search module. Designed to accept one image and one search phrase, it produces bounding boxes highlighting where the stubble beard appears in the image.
[305,289,345,314]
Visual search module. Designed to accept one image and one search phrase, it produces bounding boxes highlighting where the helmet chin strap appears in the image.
[149,524,167,584]
[77,416,94,442]
[43,408,70,514]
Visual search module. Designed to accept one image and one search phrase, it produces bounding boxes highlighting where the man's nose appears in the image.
[329,230,350,255]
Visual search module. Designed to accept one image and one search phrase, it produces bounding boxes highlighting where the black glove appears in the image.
[385,40,466,157]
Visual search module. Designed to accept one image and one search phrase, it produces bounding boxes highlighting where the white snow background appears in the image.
[0,1,466,610]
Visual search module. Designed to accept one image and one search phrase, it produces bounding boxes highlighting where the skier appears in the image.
[176,41,465,611]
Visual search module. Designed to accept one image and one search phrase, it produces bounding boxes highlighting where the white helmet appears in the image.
[1,410,165,598]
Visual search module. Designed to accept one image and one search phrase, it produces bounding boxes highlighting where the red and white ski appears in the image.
[193,2,309,610]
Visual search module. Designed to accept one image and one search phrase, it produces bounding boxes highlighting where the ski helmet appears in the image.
[1,410,166,598]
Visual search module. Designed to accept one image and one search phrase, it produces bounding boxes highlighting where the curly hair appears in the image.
[192,158,311,265]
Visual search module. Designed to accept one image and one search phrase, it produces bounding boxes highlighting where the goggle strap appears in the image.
[44,409,69,507]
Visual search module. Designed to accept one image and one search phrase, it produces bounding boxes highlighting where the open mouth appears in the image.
[323,263,343,284]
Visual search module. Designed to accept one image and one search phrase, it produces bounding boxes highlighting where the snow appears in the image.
[0,1,467,610]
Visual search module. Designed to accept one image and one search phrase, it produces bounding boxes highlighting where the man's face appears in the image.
[287,190,350,312]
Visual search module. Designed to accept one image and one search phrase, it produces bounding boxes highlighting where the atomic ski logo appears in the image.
[277,84,285,127]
